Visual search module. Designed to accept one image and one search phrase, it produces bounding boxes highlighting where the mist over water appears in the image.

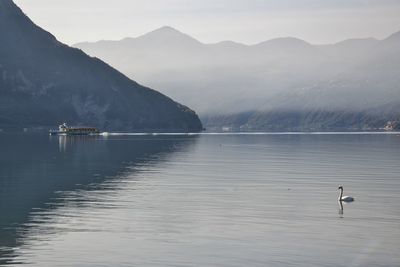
[0,133,399,266]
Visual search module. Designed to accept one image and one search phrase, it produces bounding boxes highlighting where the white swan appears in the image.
[338,186,354,202]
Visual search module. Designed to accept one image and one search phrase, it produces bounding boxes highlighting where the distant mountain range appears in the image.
[0,1,202,132]
[75,26,400,131]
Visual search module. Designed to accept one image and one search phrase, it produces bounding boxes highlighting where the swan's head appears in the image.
[338,186,343,190]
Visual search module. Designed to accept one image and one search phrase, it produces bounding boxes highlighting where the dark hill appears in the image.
[0,0,202,131]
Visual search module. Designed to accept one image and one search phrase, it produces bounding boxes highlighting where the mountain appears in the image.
[317,38,379,63]
[75,27,326,115]
[0,1,202,132]
[75,26,400,131]
[254,37,318,57]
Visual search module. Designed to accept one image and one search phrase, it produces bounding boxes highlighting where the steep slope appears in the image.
[0,0,202,131]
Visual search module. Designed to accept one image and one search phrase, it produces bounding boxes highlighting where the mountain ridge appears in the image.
[74,25,395,47]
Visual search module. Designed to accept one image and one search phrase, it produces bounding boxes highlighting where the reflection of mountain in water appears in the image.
[0,133,197,264]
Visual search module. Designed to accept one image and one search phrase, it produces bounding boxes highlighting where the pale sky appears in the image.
[14,0,400,45]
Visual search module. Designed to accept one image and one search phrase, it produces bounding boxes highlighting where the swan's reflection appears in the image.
[338,201,344,217]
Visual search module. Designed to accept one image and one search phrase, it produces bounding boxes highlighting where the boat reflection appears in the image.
[52,134,101,152]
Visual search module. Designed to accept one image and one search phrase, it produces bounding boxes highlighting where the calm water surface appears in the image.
[0,133,399,266]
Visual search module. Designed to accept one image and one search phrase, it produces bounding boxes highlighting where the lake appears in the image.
[1,133,400,266]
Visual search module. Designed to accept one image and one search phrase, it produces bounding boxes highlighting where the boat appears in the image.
[49,123,100,136]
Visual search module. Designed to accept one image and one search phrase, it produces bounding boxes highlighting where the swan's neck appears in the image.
[338,188,343,200]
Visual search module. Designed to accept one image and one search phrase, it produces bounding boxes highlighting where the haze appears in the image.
[8,0,400,131]
[14,0,400,45]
